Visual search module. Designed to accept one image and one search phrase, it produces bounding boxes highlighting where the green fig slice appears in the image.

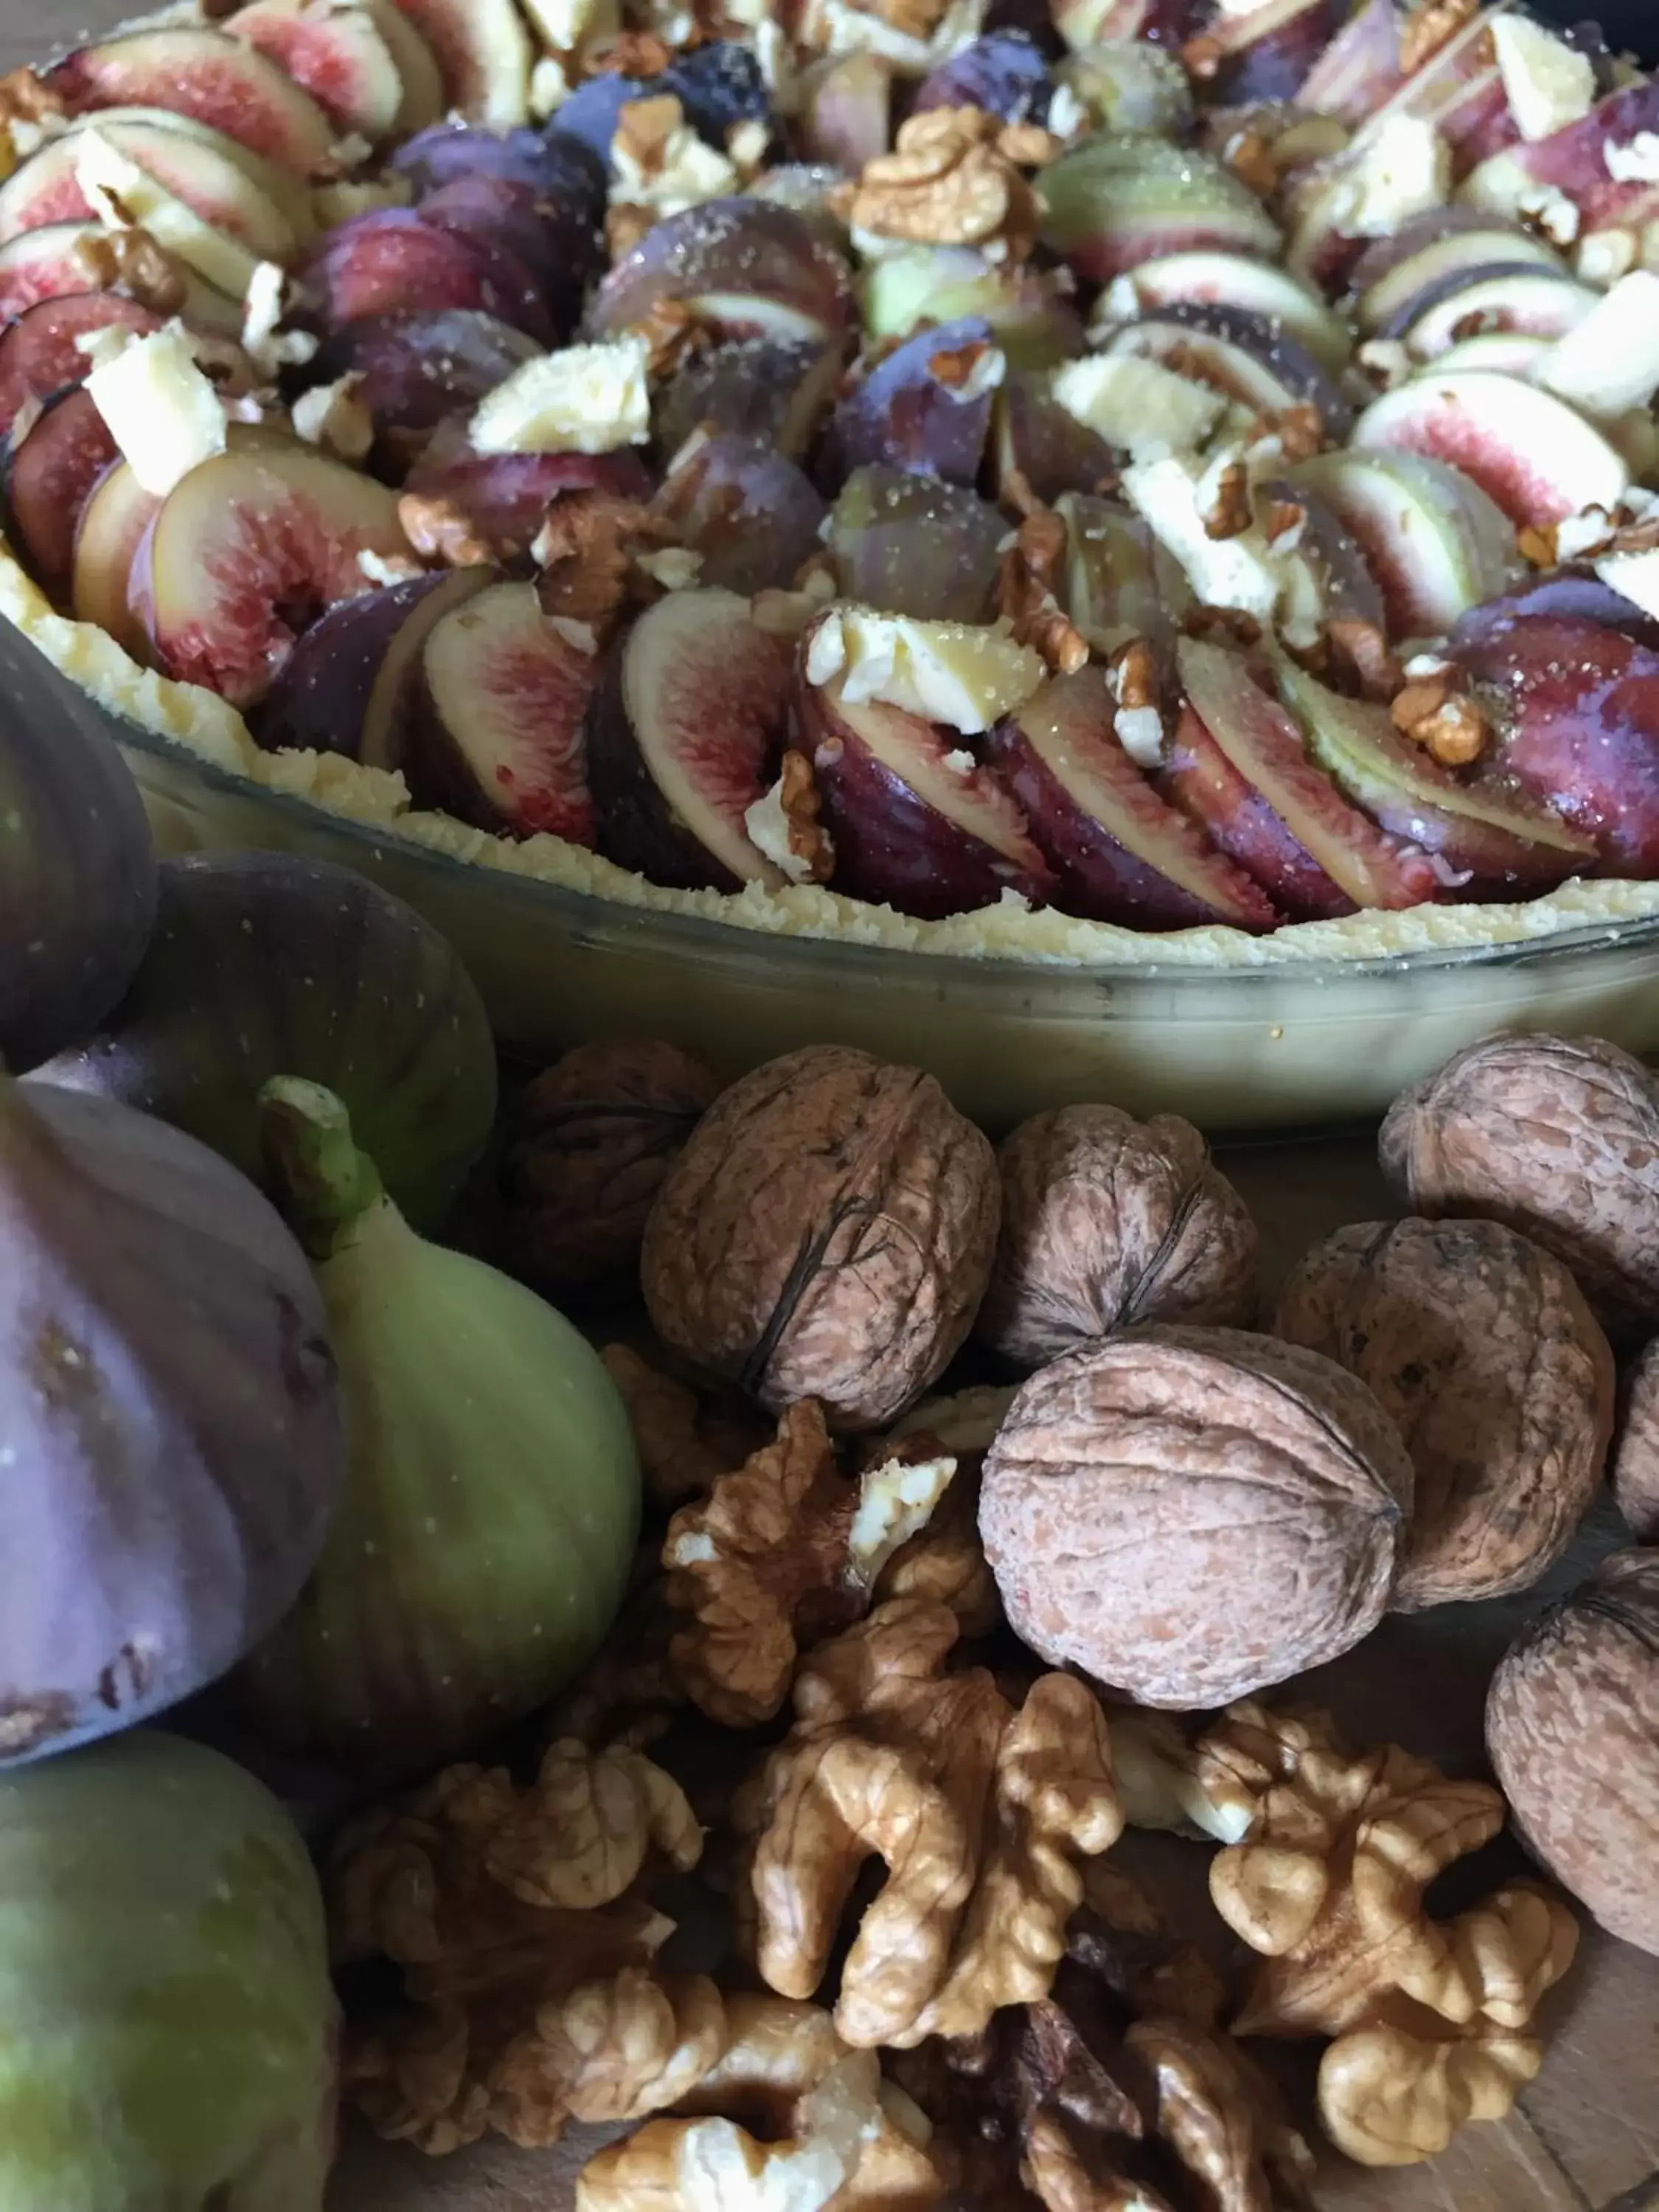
[37,851,497,1230]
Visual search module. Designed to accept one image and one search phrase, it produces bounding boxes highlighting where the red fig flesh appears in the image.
[4,389,118,598]
[46,28,336,175]
[0,293,162,442]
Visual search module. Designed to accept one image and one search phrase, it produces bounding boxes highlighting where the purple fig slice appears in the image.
[797,51,894,173]
[1163,700,1355,921]
[309,309,543,474]
[1059,493,1194,669]
[586,587,793,891]
[72,459,161,661]
[392,123,605,220]
[0,114,299,262]
[653,335,844,465]
[914,30,1054,122]
[827,467,1006,623]
[46,27,336,175]
[799,669,1054,919]
[993,369,1121,508]
[1106,250,1352,374]
[254,565,494,764]
[403,428,653,559]
[417,173,599,333]
[0,293,162,440]
[221,0,406,141]
[1379,264,1596,354]
[4,387,118,598]
[990,668,1279,930]
[654,431,827,597]
[1349,212,1562,333]
[402,579,601,842]
[298,209,552,341]
[1451,574,1659,655]
[823,316,1001,490]
[0,223,243,332]
[586,198,855,348]
[130,439,416,710]
[1103,303,1354,439]
[1200,0,1344,107]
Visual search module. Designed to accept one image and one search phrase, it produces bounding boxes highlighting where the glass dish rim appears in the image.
[119,717,1659,991]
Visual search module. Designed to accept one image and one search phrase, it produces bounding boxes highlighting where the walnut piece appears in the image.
[397,491,494,568]
[663,1400,959,1725]
[642,1045,1001,1432]
[740,1599,1122,2049]
[535,488,678,627]
[601,1342,771,1512]
[66,226,189,313]
[832,105,1043,259]
[996,510,1090,677]
[1399,0,1479,76]
[503,1038,723,1298]
[1487,1548,1659,1957]
[977,1106,1259,1371]
[1111,1700,1343,1848]
[980,1326,1413,1709]
[329,1742,708,2152]
[1205,1708,1579,2166]
[1611,1338,1659,1540]
[862,1389,1011,1637]
[1273,1218,1614,1610]
[1380,1032,1659,1339]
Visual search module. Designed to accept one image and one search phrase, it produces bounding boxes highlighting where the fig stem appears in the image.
[259,1077,383,1256]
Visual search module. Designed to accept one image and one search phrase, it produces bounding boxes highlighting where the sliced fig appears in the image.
[402,580,599,841]
[1200,0,1344,107]
[542,72,659,163]
[653,336,844,465]
[1427,330,1551,377]
[654,432,827,597]
[4,388,119,597]
[298,209,552,341]
[799,669,1054,919]
[827,467,1006,623]
[383,0,531,125]
[392,124,605,221]
[860,246,1083,371]
[1464,74,1659,238]
[1040,133,1281,283]
[1102,303,1354,439]
[914,31,1054,122]
[130,440,415,709]
[310,310,543,476]
[1175,633,1441,911]
[46,28,336,175]
[1349,212,1562,334]
[1267,480,1388,636]
[1162,700,1354,921]
[994,369,1122,508]
[585,199,855,348]
[1452,574,1659,655]
[823,316,1001,491]
[0,116,298,264]
[1284,446,1519,641]
[0,293,161,440]
[1381,265,1597,357]
[1101,250,1352,375]
[797,52,894,174]
[403,429,653,560]
[254,566,494,765]
[223,0,407,142]
[0,223,243,331]
[64,106,318,244]
[416,173,599,333]
[1058,492,1193,668]
[1297,0,1402,123]
[72,459,163,661]
[990,667,1279,931]
[585,587,793,891]
[361,0,447,133]
[1352,369,1629,531]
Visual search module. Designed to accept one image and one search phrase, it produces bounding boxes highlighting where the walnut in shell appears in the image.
[1486,1548,1659,1957]
[978,1326,1414,1709]
[975,1105,1259,1370]
[641,1046,1000,1430]
[1610,1340,1659,1540]
[1273,1219,1615,1610]
[504,1040,723,1296]
[1379,1033,1659,1339]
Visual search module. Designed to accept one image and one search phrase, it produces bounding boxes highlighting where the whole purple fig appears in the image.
[0,1076,344,1764]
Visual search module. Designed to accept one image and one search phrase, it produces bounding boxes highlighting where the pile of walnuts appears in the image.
[335,1029,1659,2204]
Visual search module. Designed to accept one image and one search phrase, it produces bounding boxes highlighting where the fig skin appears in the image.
[0,1731,335,2208]
[0,625,157,1073]
[0,1076,343,1764]
[35,852,497,1231]
[1486,1548,1659,1957]
[1273,1218,1615,1610]
[234,1079,641,1779]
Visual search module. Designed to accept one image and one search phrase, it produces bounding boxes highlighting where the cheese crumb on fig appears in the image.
[1597,545,1659,623]
[1492,15,1596,144]
[1606,132,1659,184]
[73,127,258,302]
[1124,453,1283,626]
[1332,114,1449,237]
[1536,271,1659,417]
[745,777,815,882]
[1051,353,1225,460]
[1113,703,1166,767]
[84,323,226,498]
[807,608,1046,734]
[470,336,652,456]
[291,374,374,464]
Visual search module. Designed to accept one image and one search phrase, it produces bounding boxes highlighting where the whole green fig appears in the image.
[35,853,496,1228]
[0,1730,335,2211]
[234,1079,641,1777]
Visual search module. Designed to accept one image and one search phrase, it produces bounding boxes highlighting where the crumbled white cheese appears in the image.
[357,549,424,586]
[750,18,800,112]
[807,608,1044,734]
[529,55,571,118]
[74,128,258,302]
[796,0,987,74]
[1123,453,1283,626]
[470,336,651,456]
[83,322,226,498]
[611,114,737,217]
[1605,132,1659,183]
[519,0,609,49]
[847,1455,957,1585]
[1576,226,1639,285]
[635,546,703,591]
[939,344,1006,405]
[291,373,374,463]
[1492,15,1596,143]
[1046,82,1087,139]
[1596,545,1659,619]
[1050,354,1225,461]
[1554,504,1618,560]
[1357,337,1413,388]
[1518,184,1581,248]
[1332,115,1450,238]
[1403,651,1455,681]
[744,777,813,883]
[1113,705,1165,768]
[1537,271,1659,417]
[328,132,373,173]
[549,616,599,654]
[942,748,977,774]
[727,117,770,174]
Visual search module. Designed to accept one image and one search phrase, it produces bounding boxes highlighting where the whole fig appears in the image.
[642,1045,1000,1430]
[0,625,156,1071]
[0,1075,343,1764]
[36,852,497,1228]
[235,1079,641,1777]
[1486,1549,1659,1956]
[0,1729,335,2208]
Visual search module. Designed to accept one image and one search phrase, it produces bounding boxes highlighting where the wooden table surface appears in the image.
[5,3,1657,2203]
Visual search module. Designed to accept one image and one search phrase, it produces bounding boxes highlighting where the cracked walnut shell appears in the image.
[979,1326,1413,1709]
[642,1046,1000,1431]
[977,1105,1259,1370]
[1486,1548,1659,1957]
[1273,1218,1614,1611]
[1380,1032,1659,1340]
